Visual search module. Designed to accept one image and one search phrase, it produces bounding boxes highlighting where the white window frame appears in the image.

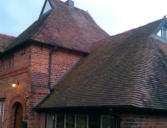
[161,27,167,40]
[86,115,89,128]
[64,114,66,128]
[74,114,77,128]
[0,100,5,123]
[2,103,5,122]
[39,0,53,18]
[46,113,115,128]
[154,24,167,43]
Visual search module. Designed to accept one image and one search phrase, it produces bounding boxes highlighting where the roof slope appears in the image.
[5,0,109,53]
[37,18,167,110]
[0,34,15,52]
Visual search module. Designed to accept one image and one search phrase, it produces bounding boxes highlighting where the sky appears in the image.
[0,0,167,37]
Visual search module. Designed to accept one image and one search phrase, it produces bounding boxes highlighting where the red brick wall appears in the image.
[28,45,50,128]
[4,44,167,128]
[0,44,83,128]
[30,45,83,105]
[0,48,30,74]
[50,49,83,88]
[28,45,83,128]
[0,46,31,128]
[121,113,167,128]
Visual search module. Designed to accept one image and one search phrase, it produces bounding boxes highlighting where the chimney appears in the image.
[65,0,74,8]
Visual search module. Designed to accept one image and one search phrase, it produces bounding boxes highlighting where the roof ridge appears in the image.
[49,0,88,14]
[2,0,108,54]
[124,19,162,36]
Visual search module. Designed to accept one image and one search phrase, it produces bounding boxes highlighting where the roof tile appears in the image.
[5,0,109,53]
[0,34,15,52]
[37,18,167,110]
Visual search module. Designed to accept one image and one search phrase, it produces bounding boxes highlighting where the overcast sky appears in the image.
[0,0,167,37]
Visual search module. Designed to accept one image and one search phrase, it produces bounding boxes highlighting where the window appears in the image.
[20,49,26,55]
[0,100,5,123]
[161,27,167,39]
[46,113,55,128]
[9,55,14,68]
[76,115,86,128]
[155,24,167,41]
[57,114,64,128]
[89,115,100,128]
[1,55,14,72]
[46,113,116,128]
[40,0,53,18]
[102,115,115,128]
[66,114,75,128]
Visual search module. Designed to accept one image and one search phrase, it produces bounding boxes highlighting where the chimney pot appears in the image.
[66,0,74,8]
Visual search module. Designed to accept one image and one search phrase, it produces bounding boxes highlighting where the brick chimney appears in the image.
[65,0,74,8]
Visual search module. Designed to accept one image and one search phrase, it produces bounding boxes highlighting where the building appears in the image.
[0,0,108,128]
[1,0,167,128]
[35,17,167,128]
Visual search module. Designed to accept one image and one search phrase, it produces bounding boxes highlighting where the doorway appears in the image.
[14,103,23,128]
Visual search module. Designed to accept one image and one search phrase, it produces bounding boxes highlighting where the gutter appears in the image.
[48,46,58,93]
[0,39,88,59]
[33,57,83,109]
[34,46,58,108]
[33,92,51,109]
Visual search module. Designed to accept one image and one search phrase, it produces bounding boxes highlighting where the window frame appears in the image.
[39,0,53,18]
[1,54,14,72]
[154,22,167,43]
[45,113,118,128]
[0,99,5,123]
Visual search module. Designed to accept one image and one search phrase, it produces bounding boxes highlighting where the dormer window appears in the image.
[155,22,167,42]
[39,0,53,18]
[161,27,167,40]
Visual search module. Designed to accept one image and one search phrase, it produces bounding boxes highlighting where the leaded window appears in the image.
[40,0,53,18]
[155,23,167,42]
[46,113,116,128]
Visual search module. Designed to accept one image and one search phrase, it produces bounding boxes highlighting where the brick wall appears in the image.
[50,49,83,88]
[0,44,83,128]
[28,45,83,128]
[29,45,83,105]
[4,44,167,128]
[121,113,167,128]
[0,46,31,128]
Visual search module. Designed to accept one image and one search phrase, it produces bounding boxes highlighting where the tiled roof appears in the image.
[37,18,167,110]
[0,34,15,52]
[5,0,109,53]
